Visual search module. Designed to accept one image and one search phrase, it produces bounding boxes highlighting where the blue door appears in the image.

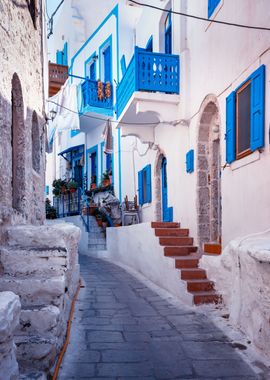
[90,152,97,184]
[89,62,96,80]
[103,45,111,82]
[161,158,172,222]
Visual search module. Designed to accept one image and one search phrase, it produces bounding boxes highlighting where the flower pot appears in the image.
[102,179,110,187]
[89,205,96,216]
[90,183,96,190]
[70,188,76,193]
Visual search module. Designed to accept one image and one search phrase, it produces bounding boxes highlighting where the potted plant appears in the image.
[102,172,110,187]
[67,180,78,193]
[45,198,57,219]
[96,214,103,227]
[52,179,67,196]
[90,175,97,189]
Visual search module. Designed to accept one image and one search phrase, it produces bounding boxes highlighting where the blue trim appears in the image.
[120,55,126,76]
[86,145,98,188]
[69,5,118,83]
[118,128,122,202]
[208,0,221,18]
[84,51,97,79]
[81,104,114,117]
[100,141,105,178]
[70,130,80,138]
[99,35,113,83]
[58,144,84,156]
[146,36,153,52]
[186,149,194,173]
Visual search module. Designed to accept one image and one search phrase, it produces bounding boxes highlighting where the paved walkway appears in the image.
[58,255,259,379]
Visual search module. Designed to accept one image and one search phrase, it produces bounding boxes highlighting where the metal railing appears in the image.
[81,79,113,110]
[116,47,180,118]
[53,188,82,218]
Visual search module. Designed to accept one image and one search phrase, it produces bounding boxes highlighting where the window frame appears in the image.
[236,79,252,160]
[208,0,221,18]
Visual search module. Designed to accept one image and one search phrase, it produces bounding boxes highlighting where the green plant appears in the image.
[102,172,110,181]
[67,180,78,190]
[45,198,57,219]
[52,179,67,196]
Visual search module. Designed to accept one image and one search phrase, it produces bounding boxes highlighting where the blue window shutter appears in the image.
[186,150,194,173]
[104,46,111,82]
[56,50,63,65]
[138,170,143,205]
[120,55,126,76]
[90,62,96,80]
[250,65,265,151]
[146,164,152,203]
[63,42,68,66]
[226,91,236,163]
[146,36,153,52]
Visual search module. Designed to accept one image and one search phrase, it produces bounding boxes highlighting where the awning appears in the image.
[58,144,84,158]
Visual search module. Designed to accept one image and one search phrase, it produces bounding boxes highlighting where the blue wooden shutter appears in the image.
[104,46,111,82]
[208,0,221,18]
[56,50,63,65]
[250,65,265,151]
[146,164,152,203]
[186,150,194,173]
[63,42,68,66]
[90,62,96,80]
[226,91,236,163]
[138,170,143,205]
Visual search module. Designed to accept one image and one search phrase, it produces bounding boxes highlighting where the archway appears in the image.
[11,73,26,213]
[197,96,221,249]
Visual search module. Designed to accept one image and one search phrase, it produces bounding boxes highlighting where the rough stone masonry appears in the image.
[0,1,81,377]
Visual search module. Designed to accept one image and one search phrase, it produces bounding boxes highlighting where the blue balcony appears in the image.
[116,47,180,119]
[81,79,114,116]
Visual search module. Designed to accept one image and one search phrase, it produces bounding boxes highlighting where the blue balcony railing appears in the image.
[81,79,113,111]
[116,47,180,118]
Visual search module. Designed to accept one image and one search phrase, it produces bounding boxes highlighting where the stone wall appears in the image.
[0,291,21,380]
[0,0,46,243]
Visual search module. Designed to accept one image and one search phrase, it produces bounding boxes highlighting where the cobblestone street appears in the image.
[58,254,258,379]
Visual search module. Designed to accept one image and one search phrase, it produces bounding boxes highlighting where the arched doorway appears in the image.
[197,96,221,249]
[154,152,173,222]
[11,73,26,213]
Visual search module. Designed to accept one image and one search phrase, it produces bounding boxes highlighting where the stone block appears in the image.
[0,291,21,342]
[0,276,66,307]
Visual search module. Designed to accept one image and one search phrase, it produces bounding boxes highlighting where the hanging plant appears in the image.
[105,82,111,99]
[97,80,104,100]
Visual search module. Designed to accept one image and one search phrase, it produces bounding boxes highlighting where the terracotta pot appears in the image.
[90,183,96,190]
[102,179,110,187]
[70,188,76,193]
[89,206,96,216]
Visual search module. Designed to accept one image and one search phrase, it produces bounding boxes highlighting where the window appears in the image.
[89,62,96,80]
[70,130,80,138]
[56,42,68,66]
[45,185,49,196]
[208,0,221,18]
[146,36,153,52]
[226,65,265,163]
[26,0,37,28]
[164,12,172,54]
[103,45,112,82]
[138,165,152,205]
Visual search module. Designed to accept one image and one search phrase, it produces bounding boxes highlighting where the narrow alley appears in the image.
[58,255,258,380]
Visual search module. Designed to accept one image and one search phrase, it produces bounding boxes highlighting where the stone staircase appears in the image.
[0,224,80,374]
[152,222,221,305]
[86,216,107,252]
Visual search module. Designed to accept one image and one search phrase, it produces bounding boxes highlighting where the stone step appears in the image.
[204,242,222,255]
[20,371,47,380]
[88,245,107,250]
[0,276,66,307]
[191,291,222,305]
[0,247,67,277]
[181,268,207,280]
[173,256,200,269]
[151,222,180,229]
[88,238,106,244]
[155,228,189,237]
[187,279,215,292]
[159,237,193,246]
[164,246,197,256]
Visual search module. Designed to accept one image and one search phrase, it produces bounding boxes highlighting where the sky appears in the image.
[46,0,64,20]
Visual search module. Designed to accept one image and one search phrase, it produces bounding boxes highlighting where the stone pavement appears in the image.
[58,255,259,379]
